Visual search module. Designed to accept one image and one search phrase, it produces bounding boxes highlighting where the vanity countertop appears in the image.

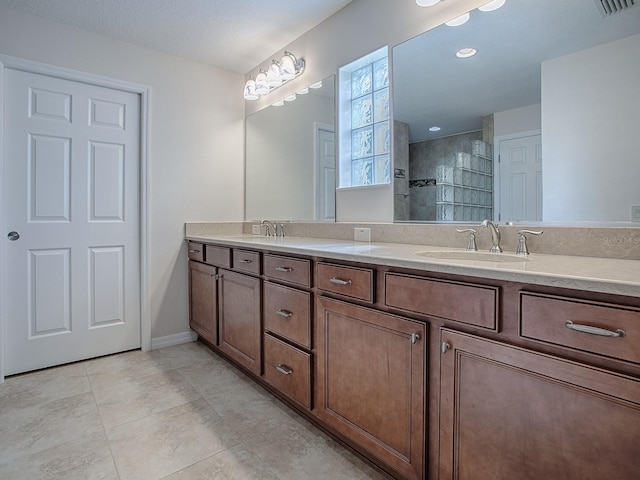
[185,234,640,297]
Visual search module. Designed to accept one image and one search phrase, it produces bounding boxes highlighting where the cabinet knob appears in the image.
[411,333,420,344]
[441,342,451,354]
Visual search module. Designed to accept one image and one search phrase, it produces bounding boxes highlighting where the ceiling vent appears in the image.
[593,0,636,16]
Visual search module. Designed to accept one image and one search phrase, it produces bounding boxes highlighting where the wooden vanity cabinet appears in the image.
[218,266,262,376]
[262,254,313,409]
[188,260,218,346]
[439,328,640,480]
[315,295,426,480]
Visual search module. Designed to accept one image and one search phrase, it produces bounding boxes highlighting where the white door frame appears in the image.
[0,55,151,383]
[493,129,542,222]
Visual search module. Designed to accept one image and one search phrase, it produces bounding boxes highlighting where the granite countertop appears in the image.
[185,233,640,297]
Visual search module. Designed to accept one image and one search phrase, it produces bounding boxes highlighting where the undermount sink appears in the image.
[415,251,529,263]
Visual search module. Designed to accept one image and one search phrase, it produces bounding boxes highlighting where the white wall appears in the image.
[494,104,541,138]
[0,6,245,340]
[542,33,640,222]
[245,0,488,223]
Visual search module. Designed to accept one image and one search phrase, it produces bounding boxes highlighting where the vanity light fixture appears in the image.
[478,0,506,12]
[416,0,441,6]
[446,12,470,26]
[243,51,305,101]
[456,47,477,58]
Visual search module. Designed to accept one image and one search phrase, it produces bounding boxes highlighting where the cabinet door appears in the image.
[316,296,426,480]
[218,269,262,375]
[439,329,640,480]
[188,260,217,345]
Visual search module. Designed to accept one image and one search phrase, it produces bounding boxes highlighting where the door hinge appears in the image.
[214,273,222,280]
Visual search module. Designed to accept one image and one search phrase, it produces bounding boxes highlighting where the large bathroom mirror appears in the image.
[245,75,336,222]
[393,0,640,223]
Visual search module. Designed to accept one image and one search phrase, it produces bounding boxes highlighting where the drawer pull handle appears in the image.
[239,259,252,264]
[189,249,201,254]
[276,364,293,375]
[275,266,292,273]
[276,309,293,318]
[565,321,626,338]
[329,277,352,286]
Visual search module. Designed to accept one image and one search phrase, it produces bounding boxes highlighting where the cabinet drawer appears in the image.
[187,241,204,262]
[204,244,231,268]
[264,282,311,349]
[520,292,640,364]
[264,333,311,409]
[233,249,260,275]
[385,273,498,330]
[263,254,311,287]
[316,262,374,303]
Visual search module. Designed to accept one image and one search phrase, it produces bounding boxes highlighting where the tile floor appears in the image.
[0,342,389,480]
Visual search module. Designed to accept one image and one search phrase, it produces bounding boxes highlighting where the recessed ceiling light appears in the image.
[478,0,506,12]
[446,12,470,26]
[429,126,441,132]
[456,47,477,59]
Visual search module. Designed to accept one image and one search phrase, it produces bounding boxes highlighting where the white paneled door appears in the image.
[497,133,542,223]
[315,124,336,221]
[3,69,141,375]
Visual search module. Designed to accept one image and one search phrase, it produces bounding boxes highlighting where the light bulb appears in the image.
[243,79,258,100]
[267,61,283,88]
[255,71,269,95]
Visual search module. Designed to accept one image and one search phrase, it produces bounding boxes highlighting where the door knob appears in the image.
[7,231,20,241]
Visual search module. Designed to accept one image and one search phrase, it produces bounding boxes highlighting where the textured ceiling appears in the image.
[0,0,353,73]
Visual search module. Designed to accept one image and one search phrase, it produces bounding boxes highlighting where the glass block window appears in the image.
[338,47,390,187]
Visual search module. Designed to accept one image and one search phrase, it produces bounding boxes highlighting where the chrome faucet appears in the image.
[260,220,277,237]
[481,220,502,253]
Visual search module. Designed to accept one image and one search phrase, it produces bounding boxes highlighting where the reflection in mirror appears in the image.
[392,0,640,224]
[245,76,335,222]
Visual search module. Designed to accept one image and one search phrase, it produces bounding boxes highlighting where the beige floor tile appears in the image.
[107,398,242,480]
[0,391,104,463]
[0,363,91,417]
[85,349,175,391]
[160,444,280,480]
[245,420,373,480]
[201,381,295,438]
[0,431,119,480]
[177,357,253,397]
[94,369,204,429]
[159,342,219,369]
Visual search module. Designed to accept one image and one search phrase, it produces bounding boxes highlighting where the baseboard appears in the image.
[151,330,198,350]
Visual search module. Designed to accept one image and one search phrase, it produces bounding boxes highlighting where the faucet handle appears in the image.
[516,230,543,255]
[456,228,477,251]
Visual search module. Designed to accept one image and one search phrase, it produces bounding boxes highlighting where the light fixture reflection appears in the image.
[416,0,440,6]
[309,81,323,89]
[284,94,297,102]
[456,47,477,58]
[478,0,506,12]
[429,126,441,132]
[446,12,470,26]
